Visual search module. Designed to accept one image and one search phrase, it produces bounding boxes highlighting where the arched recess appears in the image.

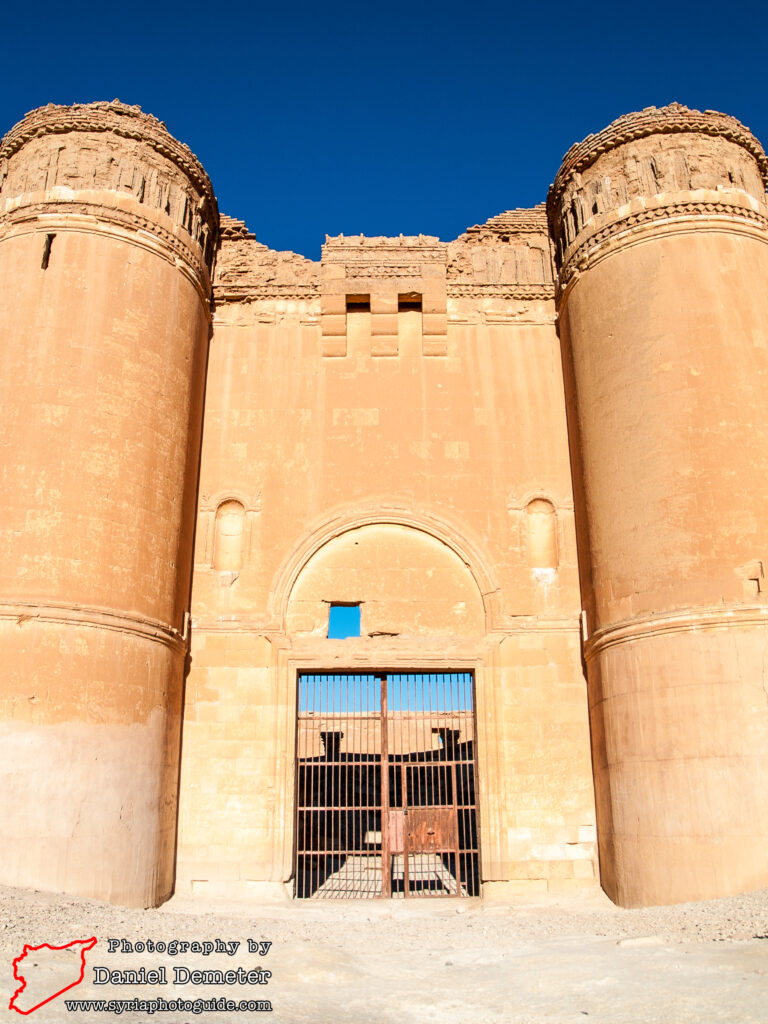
[212,499,246,571]
[267,508,505,893]
[286,523,486,639]
[270,505,501,634]
[526,498,559,570]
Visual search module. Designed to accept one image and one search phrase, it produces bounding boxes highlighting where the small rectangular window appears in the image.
[346,294,370,312]
[398,292,422,312]
[327,603,361,638]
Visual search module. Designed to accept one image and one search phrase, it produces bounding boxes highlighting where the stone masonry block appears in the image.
[322,335,347,358]
[371,336,399,357]
[422,312,448,335]
[321,313,346,337]
[371,312,399,336]
[321,293,347,316]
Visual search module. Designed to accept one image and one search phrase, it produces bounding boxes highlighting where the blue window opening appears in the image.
[327,603,361,639]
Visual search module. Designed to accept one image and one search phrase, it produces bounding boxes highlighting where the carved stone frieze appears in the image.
[0,102,218,274]
[213,214,319,305]
[447,206,555,291]
[320,234,447,295]
[547,104,768,274]
[550,103,768,210]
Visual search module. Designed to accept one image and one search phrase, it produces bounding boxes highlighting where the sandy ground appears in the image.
[1,883,767,1024]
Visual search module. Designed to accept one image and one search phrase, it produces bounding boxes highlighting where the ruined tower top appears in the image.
[548,103,768,208]
[546,103,768,279]
[0,100,219,277]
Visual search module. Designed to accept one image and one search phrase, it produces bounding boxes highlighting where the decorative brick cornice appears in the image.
[459,204,549,239]
[548,103,768,212]
[447,283,554,300]
[219,214,256,241]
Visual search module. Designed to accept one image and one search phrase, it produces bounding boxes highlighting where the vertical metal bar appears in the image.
[436,671,442,897]
[406,673,413,899]
[432,671,440,814]
[469,670,478,896]
[380,674,390,898]
[340,673,344,898]
[337,673,342,897]
[324,674,330,896]
[311,673,316,898]
[302,673,308,899]
[402,761,409,898]
[294,674,301,897]
[452,759,460,896]
[355,673,360,896]
[434,671,440,897]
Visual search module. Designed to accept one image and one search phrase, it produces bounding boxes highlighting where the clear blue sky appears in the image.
[2,1,765,259]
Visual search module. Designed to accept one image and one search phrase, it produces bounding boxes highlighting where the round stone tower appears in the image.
[0,102,218,906]
[548,104,768,906]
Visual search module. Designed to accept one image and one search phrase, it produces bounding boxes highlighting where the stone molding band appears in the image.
[214,284,319,304]
[0,599,187,654]
[213,283,557,305]
[448,283,554,300]
[190,616,581,635]
[0,200,212,304]
[584,604,768,662]
[558,196,768,288]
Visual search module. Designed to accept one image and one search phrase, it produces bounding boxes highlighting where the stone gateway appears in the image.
[1,101,766,909]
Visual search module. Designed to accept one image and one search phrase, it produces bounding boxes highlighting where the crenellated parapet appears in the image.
[0,101,218,295]
[547,103,768,287]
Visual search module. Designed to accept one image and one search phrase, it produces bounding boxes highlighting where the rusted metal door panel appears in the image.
[405,808,458,852]
[294,671,479,899]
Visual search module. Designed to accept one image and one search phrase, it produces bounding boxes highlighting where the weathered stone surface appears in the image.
[0,102,214,907]
[550,103,768,907]
[2,100,767,911]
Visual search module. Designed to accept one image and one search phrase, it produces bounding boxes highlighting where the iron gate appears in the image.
[294,672,479,899]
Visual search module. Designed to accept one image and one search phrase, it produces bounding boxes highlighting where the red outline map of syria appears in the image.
[9,937,97,1014]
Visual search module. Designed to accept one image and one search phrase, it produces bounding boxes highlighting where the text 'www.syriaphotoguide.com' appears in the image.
[63,996,273,1014]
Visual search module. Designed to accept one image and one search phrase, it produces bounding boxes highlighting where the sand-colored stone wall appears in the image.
[3,99,765,911]
[174,207,598,900]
